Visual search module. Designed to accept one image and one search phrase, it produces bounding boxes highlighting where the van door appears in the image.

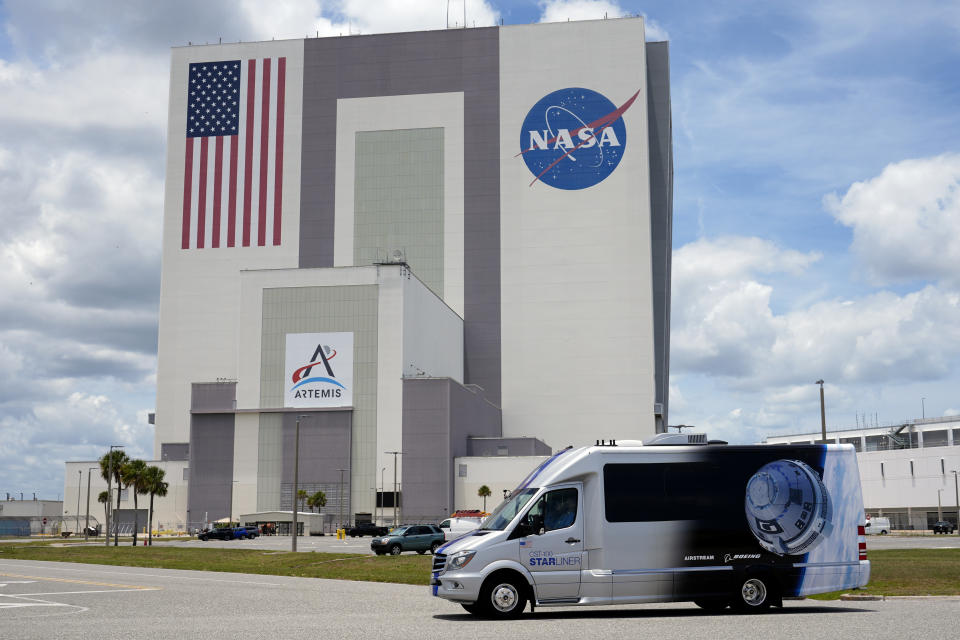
[518,484,584,603]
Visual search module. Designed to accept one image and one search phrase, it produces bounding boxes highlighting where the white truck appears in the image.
[431,434,870,618]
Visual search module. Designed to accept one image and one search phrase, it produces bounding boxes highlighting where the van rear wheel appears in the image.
[733,576,772,612]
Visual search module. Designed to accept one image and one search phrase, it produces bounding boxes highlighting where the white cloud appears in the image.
[672,234,960,388]
[540,0,626,23]
[825,154,960,287]
[334,0,499,33]
[537,1,668,40]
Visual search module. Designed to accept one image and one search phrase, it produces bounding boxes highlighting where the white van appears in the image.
[438,516,483,541]
[863,517,890,535]
[431,435,870,618]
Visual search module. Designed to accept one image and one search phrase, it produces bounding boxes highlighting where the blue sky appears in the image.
[0,0,958,499]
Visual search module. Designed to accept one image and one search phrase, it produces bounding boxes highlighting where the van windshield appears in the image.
[480,488,538,531]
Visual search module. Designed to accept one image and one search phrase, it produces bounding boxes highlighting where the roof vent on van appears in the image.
[642,433,709,446]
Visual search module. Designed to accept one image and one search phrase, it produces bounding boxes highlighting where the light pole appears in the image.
[337,468,347,531]
[937,489,943,521]
[106,445,124,547]
[922,397,926,420]
[85,467,95,542]
[952,471,959,535]
[292,415,307,551]
[385,451,403,526]
[380,467,386,526]
[76,470,81,535]
[230,481,239,525]
[815,380,827,443]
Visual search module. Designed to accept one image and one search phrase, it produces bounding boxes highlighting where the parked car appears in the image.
[233,525,260,539]
[371,524,445,556]
[932,521,955,534]
[347,522,388,537]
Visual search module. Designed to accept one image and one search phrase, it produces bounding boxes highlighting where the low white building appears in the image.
[0,498,63,536]
[765,416,960,530]
[62,459,189,535]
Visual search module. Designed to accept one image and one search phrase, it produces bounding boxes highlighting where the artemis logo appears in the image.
[285,333,353,408]
[517,87,640,190]
[290,344,344,399]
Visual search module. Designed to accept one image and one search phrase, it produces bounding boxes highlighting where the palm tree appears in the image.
[100,449,129,545]
[296,489,308,513]
[478,485,492,512]
[307,491,326,513]
[143,466,168,547]
[121,459,149,546]
[98,491,109,535]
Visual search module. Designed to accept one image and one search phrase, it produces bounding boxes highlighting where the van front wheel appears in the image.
[479,574,528,619]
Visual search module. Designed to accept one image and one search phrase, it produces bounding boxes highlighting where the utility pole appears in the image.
[385,451,403,526]
[76,470,81,535]
[106,445,123,547]
[292,415,307,551]
[816,380,827,443]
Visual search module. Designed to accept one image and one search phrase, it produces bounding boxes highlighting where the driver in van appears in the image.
[544,492,576,530]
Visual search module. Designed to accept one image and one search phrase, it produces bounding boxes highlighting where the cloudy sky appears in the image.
[1,0,958,499]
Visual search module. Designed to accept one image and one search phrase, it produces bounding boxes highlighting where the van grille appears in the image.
[432,553,447,574]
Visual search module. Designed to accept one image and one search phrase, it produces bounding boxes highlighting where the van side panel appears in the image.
[596,445,865,602]
[793,446,864,596]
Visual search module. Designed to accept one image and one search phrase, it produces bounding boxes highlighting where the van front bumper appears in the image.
[430,570,483,602]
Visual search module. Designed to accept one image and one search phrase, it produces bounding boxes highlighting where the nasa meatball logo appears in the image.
[518,87,640,190]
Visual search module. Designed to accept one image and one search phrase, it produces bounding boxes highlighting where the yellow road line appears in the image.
[0,572,158,591]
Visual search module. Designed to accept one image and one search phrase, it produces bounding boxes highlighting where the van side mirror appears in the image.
[511,522,534,539]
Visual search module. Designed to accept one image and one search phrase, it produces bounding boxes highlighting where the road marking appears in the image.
[0,563,284,586]
[0,572,156,591]
[0,589,161,597]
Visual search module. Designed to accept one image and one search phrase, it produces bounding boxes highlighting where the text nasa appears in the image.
[527,550,581,567]
[528,127,622,151]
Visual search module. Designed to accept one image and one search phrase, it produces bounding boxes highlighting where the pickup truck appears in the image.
[197,527,234,541]
[347,522,388,537]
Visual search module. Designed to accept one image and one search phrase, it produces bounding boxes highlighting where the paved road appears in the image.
[1,559,957,640]
[865,534,960,550]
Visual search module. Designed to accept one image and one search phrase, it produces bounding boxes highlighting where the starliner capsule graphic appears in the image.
[744,459,833,556]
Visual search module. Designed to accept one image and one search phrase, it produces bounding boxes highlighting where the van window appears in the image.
[481,487,538,531]
[439,519,450,528]
[525,488,578,532]
[603,462,741,522]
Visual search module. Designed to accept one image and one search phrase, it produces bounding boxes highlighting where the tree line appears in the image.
[96,449,168,546]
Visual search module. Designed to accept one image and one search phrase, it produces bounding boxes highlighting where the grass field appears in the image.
[0,543,432,585]
[1,544,958,596]
[810,548,960,599]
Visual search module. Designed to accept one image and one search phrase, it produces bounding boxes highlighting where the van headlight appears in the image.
[447,550,476,571]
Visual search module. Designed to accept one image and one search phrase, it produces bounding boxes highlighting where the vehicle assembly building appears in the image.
[68,18,674,532]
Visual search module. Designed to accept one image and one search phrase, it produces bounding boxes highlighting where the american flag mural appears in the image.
[182,57,286,249]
